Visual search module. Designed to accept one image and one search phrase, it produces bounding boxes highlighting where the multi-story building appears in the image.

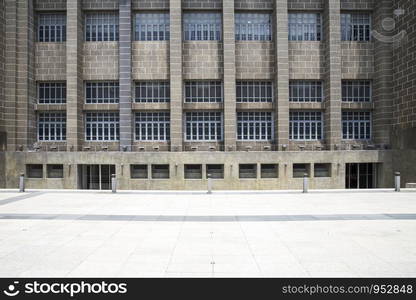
[0,0,414,190]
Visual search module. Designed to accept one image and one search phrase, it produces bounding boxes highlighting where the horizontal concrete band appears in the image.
[0,213,415,222]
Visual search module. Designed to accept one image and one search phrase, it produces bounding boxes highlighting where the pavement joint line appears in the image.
[0,213,415,222]
[0,192,45,206]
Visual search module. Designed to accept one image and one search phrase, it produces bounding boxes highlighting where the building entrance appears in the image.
[345,163,377,189]
[79,164,115,190]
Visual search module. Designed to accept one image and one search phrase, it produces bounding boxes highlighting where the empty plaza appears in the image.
[0,189,415,277]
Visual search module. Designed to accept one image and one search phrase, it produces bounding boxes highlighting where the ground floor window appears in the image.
[239,164,257,179]
[152,165,170,179]
[47,164,64,178]
[184,164,202,179]
[207,164,224,179]
[293,163,310,178]
[27,164,43,178]
[261,164,278,178]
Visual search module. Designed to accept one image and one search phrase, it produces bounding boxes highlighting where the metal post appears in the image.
[303,173,308,193]
[19,173,25,192]
[111,174,116,193]
[207,173,212,194]
[395,172,401,192]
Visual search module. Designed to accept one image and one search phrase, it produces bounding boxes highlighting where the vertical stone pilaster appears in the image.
[119,0,132,151]
[66,0,83,151]
[223,0,236,151]
[324,0,342,149]
[0,0,6,149]
[275,0,289,149]
[4,0,17,150]
[170,0,183,151]
[373,0,394,147]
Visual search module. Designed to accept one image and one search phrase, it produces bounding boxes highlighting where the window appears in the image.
[47,165,64,178]
[235,13,272,41]
[38,83,66,104]
[342,81,371,102]
[85,112,119,141]
[38,112,66,141]
[236,81,273,103]
[289,111,323,140]
[341,13,371,41]
[184,164,202,179]
[207,164,224,179]
[38,14,66,42]
[293,164,310,178]
[135,112,170,141]
[289,81,323,102]
[183,13,222,41]
[152,165,169,179]
[131,165,148,179]
[86,82,119,104]
[185,112,223,141]
[261,164,278,179]
[237,112,273,141]
[314,163,331,177]
[135,81,170,103]
[342,111,371,140]
[135,13,169,41]
[239,164,257,179]
[185,81,222,103]
[85,13,119,41]
[27,165,43,179]
[288,13,322,41]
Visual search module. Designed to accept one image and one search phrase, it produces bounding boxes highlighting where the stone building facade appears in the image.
[0,0,414,190]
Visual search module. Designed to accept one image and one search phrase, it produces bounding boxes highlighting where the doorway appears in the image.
[79,164,116,190]
[345,163,377,189]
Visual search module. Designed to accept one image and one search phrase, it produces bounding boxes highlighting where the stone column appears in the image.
[4,0,17,150]
[373,0,394,147]
[169,0,183,151]
[223,0,236,151]
[323,0,342,150]
[66,0,83,151]
[119,0,132,151]
[275,0,289,150]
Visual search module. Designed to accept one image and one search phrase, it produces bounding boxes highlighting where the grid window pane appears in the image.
[342,111,371,140]
[185,81,222,103]
[235,13,272,41]
[183,13,222,41]
[85,112,120,141]
[135,112,170,141]
[38,83,66,104]
[237,112,273,141]
[288,13,322,41]
[289,81,323,102]
[135,81,170,103]
[38,14,66,42]
[236,81,273,103]
[185,112,222,141]
[341,13,371,41]
[38,112,66,141]
[135,13,170,41]
[342,81,371,102]
[85,13,119,42]
[289,111,323,140]
[85,82,119,104]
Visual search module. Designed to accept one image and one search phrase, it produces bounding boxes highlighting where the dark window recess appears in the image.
[131,165,148,179]
[261,164,278,178]
[185,164,202,179]
[293,164,310,178]
[47,164,63,178]
[207,164,224,179]
[152,165,169,179]
[27,164,43,178]
[239,164,257,179]
[314,163,331,178]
